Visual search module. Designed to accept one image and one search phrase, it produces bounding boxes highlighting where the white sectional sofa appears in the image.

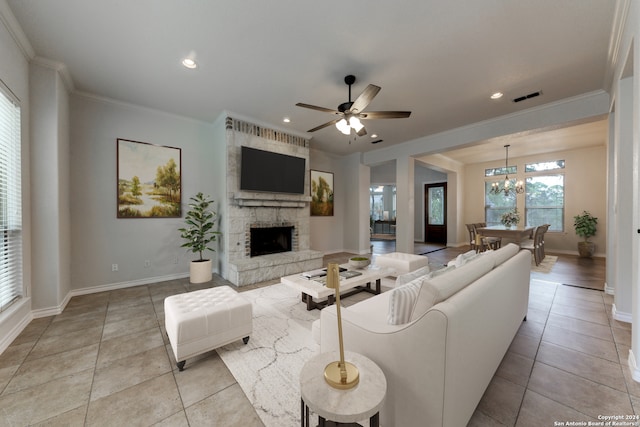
[315,243,531,427]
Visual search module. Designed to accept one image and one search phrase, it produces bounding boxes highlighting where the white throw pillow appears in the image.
[387,279,423,325]
[447,250,479,267]
[395,265,431,287]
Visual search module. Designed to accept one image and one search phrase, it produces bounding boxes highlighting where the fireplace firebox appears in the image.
[250,226,294,257]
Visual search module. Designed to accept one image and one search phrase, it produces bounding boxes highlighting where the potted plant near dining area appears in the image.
[573,210,597,258]
[500,208,520,229]
[179,192,221,283]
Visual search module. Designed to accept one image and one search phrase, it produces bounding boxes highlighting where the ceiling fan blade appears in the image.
[360,111,412,119]
[356,126,367,137]
[295,103,338,114]
[349,84,381,113]
[307,117,342,132]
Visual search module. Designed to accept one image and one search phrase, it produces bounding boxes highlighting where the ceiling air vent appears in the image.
[513,91,542,103]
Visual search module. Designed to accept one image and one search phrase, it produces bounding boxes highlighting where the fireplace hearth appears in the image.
[250,226,294,257]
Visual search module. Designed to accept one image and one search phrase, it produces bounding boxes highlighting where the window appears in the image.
[0,82,22,313]
[525,174,564,231]
[484,181,516,225]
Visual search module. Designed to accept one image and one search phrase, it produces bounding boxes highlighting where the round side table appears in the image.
[299,351,387,427]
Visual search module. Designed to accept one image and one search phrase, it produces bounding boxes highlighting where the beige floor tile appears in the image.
[30,404,88,427]
[495,351,535,387]
[524,307,548,324]
[96,327,165,369]
[552,294,605,311]
[546,313,614,341]
[542,324,619,363]
[10,317,53,345]
[173,352,236,407]
[91,345,171,401]
[100,313,159,341]
[555,286,605,303]
[27,325,103,361]
[4,343,99,394]
[0,364,19,392]
[108,285,151,302]
[42,314,105,338]
[0,369,93,426]
[467,409,508,426]
[53,303,107,322]
[515,390,596,427]
[152,410,190,427]
[549,303,609,326]
[476,376,526,426]
[185,383,264,427]
[86,373,182,426]
[517,320,545,340]
[0,341,35,370]
[612,326,632,347]
[105,300,156,323]
[528,362,633,419]
[536,341,627,392]
[508,333,541,359]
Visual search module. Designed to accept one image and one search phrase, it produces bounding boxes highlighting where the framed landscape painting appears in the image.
[310,170,334,216]
[117,138,182,218]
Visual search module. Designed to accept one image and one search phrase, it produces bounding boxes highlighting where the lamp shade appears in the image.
[335,119,350,135]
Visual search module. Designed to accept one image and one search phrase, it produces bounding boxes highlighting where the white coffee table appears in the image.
[281,264,392,310]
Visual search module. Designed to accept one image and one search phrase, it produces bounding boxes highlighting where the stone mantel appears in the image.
[232,191,311,208]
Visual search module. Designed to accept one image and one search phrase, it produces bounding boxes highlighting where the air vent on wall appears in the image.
[513,91,542,103]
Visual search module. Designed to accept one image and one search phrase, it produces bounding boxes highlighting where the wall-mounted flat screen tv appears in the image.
[240,146,306,194]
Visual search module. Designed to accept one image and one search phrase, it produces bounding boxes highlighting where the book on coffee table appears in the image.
[340,270,362,279]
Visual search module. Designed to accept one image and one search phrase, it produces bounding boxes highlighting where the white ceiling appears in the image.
[5,0,616,160]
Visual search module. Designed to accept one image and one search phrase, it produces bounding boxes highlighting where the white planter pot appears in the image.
[190,259,212,283]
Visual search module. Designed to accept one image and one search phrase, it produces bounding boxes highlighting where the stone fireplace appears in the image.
[223,117,323,286]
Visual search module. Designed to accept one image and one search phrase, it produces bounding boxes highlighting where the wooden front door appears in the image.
[425,183,447,244]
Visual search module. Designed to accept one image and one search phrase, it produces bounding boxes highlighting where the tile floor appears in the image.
[0,257,635,426]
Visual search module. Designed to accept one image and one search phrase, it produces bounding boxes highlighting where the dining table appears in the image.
[476,224,535,245]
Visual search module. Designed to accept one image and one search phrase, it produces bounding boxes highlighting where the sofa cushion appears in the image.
[410,256,495,321]
[387,279,423,325]
[395,265,431,287]
[486,243,519,266]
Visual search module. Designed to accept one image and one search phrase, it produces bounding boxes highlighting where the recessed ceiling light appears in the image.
[182,58,197,69]
[490,92,503,100]
[283,117,291,123]
[371,134,378,138]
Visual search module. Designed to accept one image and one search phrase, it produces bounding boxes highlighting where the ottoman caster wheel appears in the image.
[243,336,250,344]
[177,361,186,371]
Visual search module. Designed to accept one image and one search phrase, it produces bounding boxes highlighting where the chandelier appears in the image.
[490,144,524,196]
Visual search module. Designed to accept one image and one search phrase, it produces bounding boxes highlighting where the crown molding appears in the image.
[0,0,34,59]
[31,56,75,92]
[603,0,632,95]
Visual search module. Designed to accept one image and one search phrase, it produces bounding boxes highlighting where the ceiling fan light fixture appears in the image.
[336,118,351,135]
[349,117,364,132]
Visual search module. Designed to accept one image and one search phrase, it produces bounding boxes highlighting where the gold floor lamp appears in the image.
[323,262,359,389]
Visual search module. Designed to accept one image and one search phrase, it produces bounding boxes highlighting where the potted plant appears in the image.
[500,208,520,228]
[573,210,597,258]
[179,192,221,283]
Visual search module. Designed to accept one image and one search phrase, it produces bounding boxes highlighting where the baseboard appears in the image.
[30,272,192,320]
[604,281,615,295]
[629,349,640,383]
[612,303,632,323]
[0,298,33,355]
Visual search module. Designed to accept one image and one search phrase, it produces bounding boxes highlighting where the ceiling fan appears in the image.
[296,75,411,137]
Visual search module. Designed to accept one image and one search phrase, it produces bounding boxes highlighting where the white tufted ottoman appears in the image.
[375,252,429,276]
[164,286,252,371]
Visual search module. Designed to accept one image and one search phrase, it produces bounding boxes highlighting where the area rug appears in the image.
[531,255,557,273]
[216,284,319,427]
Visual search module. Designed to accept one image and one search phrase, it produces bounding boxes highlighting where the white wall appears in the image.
[29,63,70,311]
[462,145,607,254]
[309,148,345,253]
[69,94,219,291]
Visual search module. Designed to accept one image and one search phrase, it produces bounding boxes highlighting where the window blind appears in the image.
[0,82,22,313]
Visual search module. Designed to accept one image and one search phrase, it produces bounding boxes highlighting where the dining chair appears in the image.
[521,226,544,265]
[466,223,480,252]
[473,223,502,251]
